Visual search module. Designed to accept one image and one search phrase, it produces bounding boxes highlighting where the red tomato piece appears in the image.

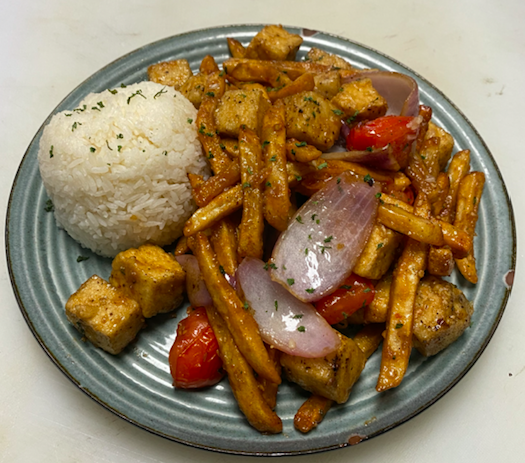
[169,307,224,389]
[314,274,375,325]
[347,115,418,168]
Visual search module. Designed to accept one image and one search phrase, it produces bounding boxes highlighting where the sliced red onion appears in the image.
[270,172,380,302]
[342,71,419,117]
[175,255,213,308]
[237,257,341,358]
[321,146,401,171]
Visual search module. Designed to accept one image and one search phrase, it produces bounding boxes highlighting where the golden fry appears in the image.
[220,138,240,158]
[192,233,281,384]
[193,160,241,207]
[439,150,471,223]
[196,72,231,174]
[376,194,430,392]
[257,346,281,410]
[200,55,220,75]
[294,395,333,434]
[226,60,291,87]
[183,184,243,236]
[377,203,445,247]
[205,305,282,434]
[454,172,485,283]
[261,102,291,231]
[173,235,190,256]
[354,324,384,359]
[237,128,265,259]
[431,172,450,217]
[268,72,315,103]
[227,37,247,58]
[210,218,239,277]
[285,138,322,163]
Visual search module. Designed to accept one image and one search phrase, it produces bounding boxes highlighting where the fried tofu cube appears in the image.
[306,47,353,70]
[425,121,455,171]
[214,88,271,138]
[147,59,193,90]
[283,91,342,151]
[313,71,342,100]
[246,25,303,61]
[280,332,366,404]
[109,244,185,318]
[353,223,403,280]
[413,275,474,356]
[331,78,388,121]
[179,73,207,109]
[65,275,145,355]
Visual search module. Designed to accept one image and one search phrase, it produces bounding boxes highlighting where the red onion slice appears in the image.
[342,71,419,117]
[270,172,380,302]
[175,255,213,308]
[237,257,341,358]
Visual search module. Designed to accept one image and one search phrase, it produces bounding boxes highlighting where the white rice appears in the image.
[38,82,209,257]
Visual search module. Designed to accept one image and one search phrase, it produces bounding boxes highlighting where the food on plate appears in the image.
[109,243,186,318]
[168,306,224,388]
[38,81,209,258]
[62,25,485,434]
[65,275,145,354]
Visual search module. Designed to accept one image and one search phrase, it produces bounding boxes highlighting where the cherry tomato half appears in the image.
[314,274,375,325]
[169,307,224,389]
[347,115,418,168]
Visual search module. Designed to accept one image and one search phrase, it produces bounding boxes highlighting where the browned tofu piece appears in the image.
[179,73,207,109]
[353,223,403,280]
[306,47,353,70]
[283,91,341,151]
[424,121,455,171]
[246,25,303,61]
[313,71,342,100]
[109,244,185,318]
[214,88,271,138]
[147,59,193,90]
[413,275,473,356]
[65,275,145,355]
[331,78,388,121]
[280,332,366,404]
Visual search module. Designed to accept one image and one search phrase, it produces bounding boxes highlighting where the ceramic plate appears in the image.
[6,25,516,456]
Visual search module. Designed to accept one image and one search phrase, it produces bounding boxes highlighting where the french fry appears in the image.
[256,346,281,410]
[420,137,442,180]
[376,193,430,392]
[196,72,231,174]
[261,102,291,231]
[226,60,292,87]
[454,172,485,283]
[431,172,450,217]
[200,54,220,75]
[193,232,281,384]
[188,172,205,190]
[210,218,238,277]
[227,37,247,59]
[220,138,240,158]
[438,150,471,223]
[183,184,243,236]
[205,305,282,434]
[223,57,344,80]
[192,160,241,207]
[377,203,445,247]
[294,395,333,434]
[174,235,190,256]
[353,324,385,359]
[285,138,322,163]
[237,128,265,259]
[379,193,472,258]
[267,72,315,103]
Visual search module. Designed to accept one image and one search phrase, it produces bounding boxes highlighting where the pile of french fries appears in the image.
[149,25,485,434]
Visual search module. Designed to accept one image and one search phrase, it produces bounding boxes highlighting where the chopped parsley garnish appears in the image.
[108,88,118,95]
[395,323,404,329]
[297,326,306,332]
[296,215,304,224]
[219,265,226,275]
[243,301,249,310]
[44,199,54,212]
[262,140,270,149]
[287,278,295,286]
[303,96,319,105]
[274,300,279,310]
[324,236,333,243]
[265,181,272,187]
[317,162,328,170]
[242,182,251,189]
[206,91,215,97]
[377,242,384,250]
[269,155,277,162]
[340,285,352,290]
[90,147,96,153]
[49,146,54,158]
[127,89,146,104]
[295,141,307,147]
[247,167,253,175]
[363,174,374,186]
[305,288,315,294]
[332,109,344,116]
[292,314,303,319]
[76,255,90,263]
[263,262,277,270]
[295,175,302,181]
[346,110,360,124]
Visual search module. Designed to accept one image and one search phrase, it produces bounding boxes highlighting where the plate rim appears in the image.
[5,23,517,456]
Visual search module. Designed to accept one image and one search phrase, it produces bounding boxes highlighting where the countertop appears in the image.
[1,1,523,461]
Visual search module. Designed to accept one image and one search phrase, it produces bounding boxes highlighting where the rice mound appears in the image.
[38,82,209,257]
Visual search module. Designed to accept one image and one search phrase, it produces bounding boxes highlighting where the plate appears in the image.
[6,25,516,456]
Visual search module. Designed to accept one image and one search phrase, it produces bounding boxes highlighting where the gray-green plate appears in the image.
[6,25,516,456]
